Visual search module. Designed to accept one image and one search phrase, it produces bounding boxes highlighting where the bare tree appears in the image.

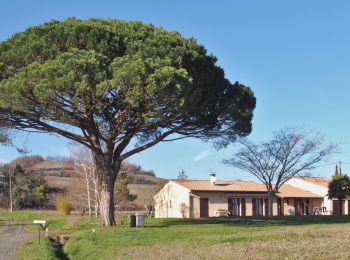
[139,191,156,217]
[0,171,7,207]
[177,170,188,180]
[224,127,337,216]
[70,145,101,218]
[179,202,189,218]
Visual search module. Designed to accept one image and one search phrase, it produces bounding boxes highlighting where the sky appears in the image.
[0,0,350,180]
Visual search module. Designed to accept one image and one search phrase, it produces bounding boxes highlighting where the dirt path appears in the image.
[0,220,35,260]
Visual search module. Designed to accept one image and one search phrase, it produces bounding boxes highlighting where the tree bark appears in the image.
[92,178,100,218]
[100,177,115,226]
[94,156,119,227]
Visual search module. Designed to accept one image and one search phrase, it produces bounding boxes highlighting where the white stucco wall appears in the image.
[154,181,190,218]
[286,178,332,214]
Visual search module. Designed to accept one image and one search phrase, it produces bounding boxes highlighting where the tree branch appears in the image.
[120,125,185,160]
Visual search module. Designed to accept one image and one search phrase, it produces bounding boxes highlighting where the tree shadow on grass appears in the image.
[149,215,350,228]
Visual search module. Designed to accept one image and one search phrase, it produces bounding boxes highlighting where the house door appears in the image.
[277,198,283,216]
[200,198,209,217]
[252,198,264,216]
[304,199,310,215]
[294,199,304,215]
[333,200,345,215]
[241,198,246,216]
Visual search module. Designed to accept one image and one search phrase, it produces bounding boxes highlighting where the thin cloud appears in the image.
[194,149,211,162]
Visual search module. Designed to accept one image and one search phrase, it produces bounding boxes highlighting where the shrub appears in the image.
[10,166,49,209]
[55,195,72,215]
[179,203,188,218]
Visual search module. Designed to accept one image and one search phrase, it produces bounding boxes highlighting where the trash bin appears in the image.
[129,214,136,227]
[136,214,145,228]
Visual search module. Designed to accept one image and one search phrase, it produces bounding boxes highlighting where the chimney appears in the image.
[209,173,216,185]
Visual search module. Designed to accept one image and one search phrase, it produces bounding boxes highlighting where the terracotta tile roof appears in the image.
[276,184,323,198]
[172,179,267,192]
[172,180,322,198]
[294,176,330,188]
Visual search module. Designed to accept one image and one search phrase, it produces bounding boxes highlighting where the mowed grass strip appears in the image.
[17,238,63,260]
[0,210,98,232]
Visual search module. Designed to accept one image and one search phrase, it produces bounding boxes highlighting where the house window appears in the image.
[169,200,172,208]
[252,198,264,216]
[264,198,269,216]
[241,198,246,216]
[228,198,246,216]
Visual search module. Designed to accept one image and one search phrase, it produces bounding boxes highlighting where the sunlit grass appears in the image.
[2,211,350,259]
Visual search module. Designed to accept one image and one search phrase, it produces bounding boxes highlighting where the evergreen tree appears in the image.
[12,165,48,209]
[115,171,136,204]
[334,165,340,179]
[328,169,350,215]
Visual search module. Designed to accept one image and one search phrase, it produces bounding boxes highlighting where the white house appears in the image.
[286,176,350,215]
[154,175,324,218]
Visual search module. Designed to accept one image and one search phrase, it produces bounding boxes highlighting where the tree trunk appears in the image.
[93,180,100,218]
[83,167,92,218]
[100,177,115,226]
[94,156,119,227]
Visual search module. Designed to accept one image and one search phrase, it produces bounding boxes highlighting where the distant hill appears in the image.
[3,155,167,210]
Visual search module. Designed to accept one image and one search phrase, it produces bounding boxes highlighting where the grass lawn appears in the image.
[1,211,350,259]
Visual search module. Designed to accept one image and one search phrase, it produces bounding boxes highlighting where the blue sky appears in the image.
[0,0,350,180]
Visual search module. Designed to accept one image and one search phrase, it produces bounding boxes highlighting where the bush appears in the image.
[179,203,188,218]
[11,166,49,209]
[55,195,72,215]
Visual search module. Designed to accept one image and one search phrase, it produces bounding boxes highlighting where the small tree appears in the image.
[224,127,336,216]
[179,202,188,218]
[11,165,48,209]
[71,145,100,218]
[55,195,72,215]
[0,167,9,207]
[139,191,156,217]
[115,171,137,204]
[177,170,188,180]
[0,128,9,145]
[328,167,350,215]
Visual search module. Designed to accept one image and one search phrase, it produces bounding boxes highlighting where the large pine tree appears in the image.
[0,18,255,225]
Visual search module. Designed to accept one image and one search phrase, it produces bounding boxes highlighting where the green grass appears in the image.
[0,210,98,232]
[17,238,62,260]
[2,211,350,259]
[64,216,350,259]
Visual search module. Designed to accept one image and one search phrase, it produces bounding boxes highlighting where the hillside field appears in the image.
[2,157,167,210]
